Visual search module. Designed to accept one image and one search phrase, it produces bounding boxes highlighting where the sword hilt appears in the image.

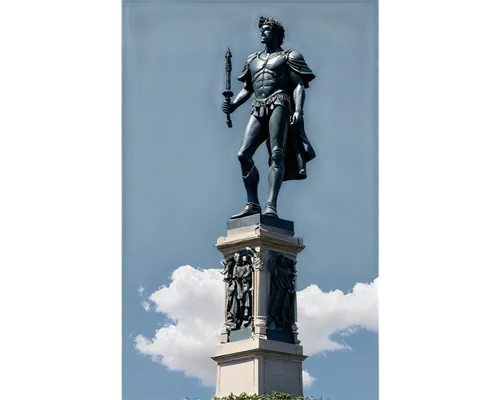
[222,90,233,128]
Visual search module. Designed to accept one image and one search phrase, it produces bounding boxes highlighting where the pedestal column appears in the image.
[212,214,307,397]
[252,247,269,340]
[219,279,229,343]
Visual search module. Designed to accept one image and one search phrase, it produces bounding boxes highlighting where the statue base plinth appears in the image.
[216,214,304,260]
[227,214,295,235]
[211,338,306,397]
[213,216,307,397]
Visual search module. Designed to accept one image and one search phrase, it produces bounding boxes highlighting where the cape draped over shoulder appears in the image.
[237,49,317,181]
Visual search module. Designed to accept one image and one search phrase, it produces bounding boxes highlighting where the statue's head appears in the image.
[259,16,285,46]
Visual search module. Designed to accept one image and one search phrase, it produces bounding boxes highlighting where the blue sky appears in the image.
[123,1,378,399]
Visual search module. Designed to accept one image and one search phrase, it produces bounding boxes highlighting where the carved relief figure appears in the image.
[267,252,297,332]
[220,250,255,331]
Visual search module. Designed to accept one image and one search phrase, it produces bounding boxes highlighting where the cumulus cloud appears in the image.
[135,266,224,386]
[134,265,378,388]
[302,370,316,388]
[297,279,378,355]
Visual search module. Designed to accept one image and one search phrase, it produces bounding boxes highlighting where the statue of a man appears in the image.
[222,16,316,219]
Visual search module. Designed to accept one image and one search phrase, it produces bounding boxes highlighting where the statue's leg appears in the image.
[264,106,289,217]
[231,116,267,219]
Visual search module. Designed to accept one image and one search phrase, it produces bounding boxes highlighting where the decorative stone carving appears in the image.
[220,249,255,331]
[266,251,297,332]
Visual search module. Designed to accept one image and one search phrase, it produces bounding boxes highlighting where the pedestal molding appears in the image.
[216,227,305,259]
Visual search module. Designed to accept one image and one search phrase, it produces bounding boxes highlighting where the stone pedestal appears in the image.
[211,214,307,397]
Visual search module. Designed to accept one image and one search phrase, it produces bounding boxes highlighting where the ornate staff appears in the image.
[222,47,233,128]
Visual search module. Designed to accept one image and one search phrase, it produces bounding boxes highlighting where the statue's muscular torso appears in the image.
[248,51,292,99]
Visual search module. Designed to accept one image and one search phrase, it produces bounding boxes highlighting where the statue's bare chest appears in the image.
[249,53,288,78]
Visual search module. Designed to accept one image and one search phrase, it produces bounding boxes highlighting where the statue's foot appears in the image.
[230,202,261,219]
[263,202,278,218]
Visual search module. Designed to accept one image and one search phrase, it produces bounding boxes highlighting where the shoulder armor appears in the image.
[288,50,304,61]
[285,49,315,88]
[238,52,259,85]
[246,51,259,62]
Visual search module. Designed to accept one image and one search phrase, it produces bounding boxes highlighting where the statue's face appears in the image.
[260,24,275,45]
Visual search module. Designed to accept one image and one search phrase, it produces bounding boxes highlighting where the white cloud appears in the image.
[141,301,151,311]
[137,285,145,296]
[134,265,378,388]
[302,370,316,388]
[297,279,378,356]
[135,266,224,387]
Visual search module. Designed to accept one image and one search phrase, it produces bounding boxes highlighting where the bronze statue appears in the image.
[222,16,316,219]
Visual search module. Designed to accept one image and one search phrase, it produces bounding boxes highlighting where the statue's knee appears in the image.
[270,147,284,167]
[237,150,247,163]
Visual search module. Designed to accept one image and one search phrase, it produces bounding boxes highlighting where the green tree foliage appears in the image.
[180,392,331,400]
